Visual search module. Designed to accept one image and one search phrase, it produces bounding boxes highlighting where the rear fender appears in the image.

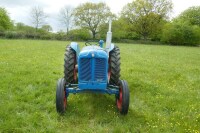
[70,42,80,62]
[108,43,115,55]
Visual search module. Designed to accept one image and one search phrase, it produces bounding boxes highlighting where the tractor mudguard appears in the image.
[70,42,80,61]
[108,43,115,53]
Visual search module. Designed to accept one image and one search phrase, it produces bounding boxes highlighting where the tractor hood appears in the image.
[78,45,108,90]
[79,45,107,58]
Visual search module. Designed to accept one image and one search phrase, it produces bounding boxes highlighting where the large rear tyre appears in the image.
[109,46,120,85]
[116,80,130,115]
[56,78,67,114]
[64,45,77,84]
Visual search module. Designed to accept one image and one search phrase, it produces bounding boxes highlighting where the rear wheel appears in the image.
[56,78,67,114]
[109,46,120,85]
[64,45,77,83]
[116,80,130,115]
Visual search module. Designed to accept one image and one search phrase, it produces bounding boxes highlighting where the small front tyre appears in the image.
[116,80,130,115]
[56,78,67,114]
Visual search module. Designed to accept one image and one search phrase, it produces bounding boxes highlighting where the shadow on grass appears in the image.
[59,93,118,117]
[56,93,147,132]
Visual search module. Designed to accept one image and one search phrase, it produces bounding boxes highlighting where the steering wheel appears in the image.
[85,40,99,46]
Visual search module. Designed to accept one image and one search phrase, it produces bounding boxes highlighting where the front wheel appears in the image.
[56,78,67,114]
[116,80,130,115]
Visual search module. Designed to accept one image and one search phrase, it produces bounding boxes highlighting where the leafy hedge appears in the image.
[161,21,200,46]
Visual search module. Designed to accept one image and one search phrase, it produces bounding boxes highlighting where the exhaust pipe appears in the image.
[106,18,112,53]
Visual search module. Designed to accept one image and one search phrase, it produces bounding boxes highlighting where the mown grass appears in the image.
[0,39,199,133]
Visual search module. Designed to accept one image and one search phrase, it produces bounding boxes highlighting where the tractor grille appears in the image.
[80,58,91,81]
[79,58,106,82]
[94,58,106,81]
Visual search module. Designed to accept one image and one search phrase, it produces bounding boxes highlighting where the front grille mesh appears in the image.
[95,58,106,81]
[79,58,106,82]
[80,58,91,81]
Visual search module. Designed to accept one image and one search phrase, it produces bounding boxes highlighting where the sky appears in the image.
[1,0,200,31]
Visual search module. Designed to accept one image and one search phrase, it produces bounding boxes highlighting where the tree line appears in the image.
[0,0,200,46]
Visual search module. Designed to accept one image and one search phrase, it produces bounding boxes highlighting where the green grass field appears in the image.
[0,39,199,132]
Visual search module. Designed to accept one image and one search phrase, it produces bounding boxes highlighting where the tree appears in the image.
[176,6,200,26]
[73,2,113,39]
[30,6,47,31]
[121,0,173,40]
[41,25,52,32]
[67,28,91,41]
[98,18,140,41]
[15,22,35,33]
[15,22,26,30]
[59,6,74,33]
[0,7,13,31]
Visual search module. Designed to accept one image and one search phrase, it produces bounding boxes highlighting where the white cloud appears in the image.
[172,0,200,17]
[0,0,47,8]
[6,6,31,25]
[106,0,133,15]
[1,0,200,31]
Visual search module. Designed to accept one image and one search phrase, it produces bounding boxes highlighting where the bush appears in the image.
[161,21,200,46]
[34,29,53,40]
[40,33,53,40]
[25,32,36,39]
[67,29,91,41]
[55,31,67,40]
[4,31,25,39]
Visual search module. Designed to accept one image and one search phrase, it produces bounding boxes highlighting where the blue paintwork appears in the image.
[78,45,108,90]
[65,84,119,95]
[70,42,80,61]
[66,88,119,95]
[67,40,117,95]
[99,40,104,48]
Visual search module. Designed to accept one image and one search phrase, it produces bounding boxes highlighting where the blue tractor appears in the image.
[56,19,130,115]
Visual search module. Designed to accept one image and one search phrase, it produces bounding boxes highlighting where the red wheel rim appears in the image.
[117,86,122,111]
[108,68,111,81]
[73,68,77,81]
[63,90,67,109]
